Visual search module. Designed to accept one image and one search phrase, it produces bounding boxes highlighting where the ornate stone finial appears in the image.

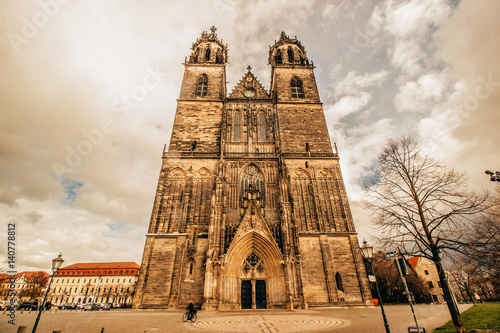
[210,26,217,35]
[247,65,252,72]
[280,31,288,40]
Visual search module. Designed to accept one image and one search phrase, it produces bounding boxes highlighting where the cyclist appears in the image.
[186,301,195,320]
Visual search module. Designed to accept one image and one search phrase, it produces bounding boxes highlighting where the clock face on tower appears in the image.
[244,89,255,98]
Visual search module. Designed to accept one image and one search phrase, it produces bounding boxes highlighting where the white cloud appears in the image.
[389,39,424,77]
[394,71,449,112]
[384,0,451,38]
[334,70,390,98]
[327,93,372,121]
[417,107,463,157]
[333,118,395,201]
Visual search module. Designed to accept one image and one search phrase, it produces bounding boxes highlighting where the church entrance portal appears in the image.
[241,280,252,309]
[256,280,267,309]
[241,280,267,309]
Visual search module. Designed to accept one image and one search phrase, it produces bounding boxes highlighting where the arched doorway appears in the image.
[222,230,286,309]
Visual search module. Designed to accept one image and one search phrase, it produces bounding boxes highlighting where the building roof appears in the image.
[55,262,140,277]
[0,271,49,283]
[60,262,139,270]
[408,257,420,269]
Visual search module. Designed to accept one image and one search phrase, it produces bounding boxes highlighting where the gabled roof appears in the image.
[228,69,270,100]
[0,271,49,283]
[408,257,420,269]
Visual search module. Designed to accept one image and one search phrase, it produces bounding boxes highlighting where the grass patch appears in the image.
[433,303,500,332]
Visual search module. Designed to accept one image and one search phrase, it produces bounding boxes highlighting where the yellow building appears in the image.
[49,262,139,306]
[408,257,444,303]
[0,271,49,302]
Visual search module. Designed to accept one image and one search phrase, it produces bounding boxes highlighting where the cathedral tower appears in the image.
[133,29,372,310]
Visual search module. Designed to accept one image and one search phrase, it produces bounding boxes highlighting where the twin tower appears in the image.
[133,27,372,310]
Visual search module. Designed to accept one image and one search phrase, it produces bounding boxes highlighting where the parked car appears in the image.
[100,303,112,310]
[19,301,38,310]
[84,303,100,311]
[59,303,77,310]
[112,303,121,308]
[76,303,85,310]
[0,301,11,310]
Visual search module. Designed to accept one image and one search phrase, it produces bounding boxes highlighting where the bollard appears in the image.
[16,326,27,333]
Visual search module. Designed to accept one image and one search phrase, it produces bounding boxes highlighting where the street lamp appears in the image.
[32,253,64,333]
[485,170,500,182]
[360,240,391,333]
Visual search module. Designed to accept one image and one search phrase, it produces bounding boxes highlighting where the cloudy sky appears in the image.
[1,0,499,273]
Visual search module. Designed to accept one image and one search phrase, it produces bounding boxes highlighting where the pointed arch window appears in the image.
[336,272,344,292]
[275,49,282,64]
[240,165,264,202]
[287,47,294,63]
[216,49,223,63]
[205,47,211,61]
[233,111,241,142]
[258,112,267,142]
[291,77,304,98]
[195,74,208,97]
[189,262,194,275]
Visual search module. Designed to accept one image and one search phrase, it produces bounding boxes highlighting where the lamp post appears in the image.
[32,253,64,333]
[360,240,390,333]
[485,170,500,182]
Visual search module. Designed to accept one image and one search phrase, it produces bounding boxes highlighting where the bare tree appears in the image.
[364,136,496,333]
[27,272,49,301]
[371,251,429,304]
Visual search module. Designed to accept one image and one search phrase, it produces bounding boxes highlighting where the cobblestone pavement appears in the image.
[191,314,349,332]
[0,304,473,333]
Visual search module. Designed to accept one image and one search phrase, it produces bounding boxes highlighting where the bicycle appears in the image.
[182,310,197,323]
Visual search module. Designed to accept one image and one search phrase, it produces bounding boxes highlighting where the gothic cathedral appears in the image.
[133,28,372,310]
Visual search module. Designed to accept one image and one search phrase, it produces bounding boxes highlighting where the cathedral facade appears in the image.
[133,28,372,310]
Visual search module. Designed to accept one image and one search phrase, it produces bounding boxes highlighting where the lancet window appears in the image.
[240,165,264,203]
[291,169,317,231]
[195,74,208,97]
[291,77,304,98]
[233,111,241,142]
[258,112,267,142]
[287,47,294,63]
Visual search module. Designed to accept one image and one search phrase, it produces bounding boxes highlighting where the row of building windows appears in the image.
[53,286,130,294]
[194,74,305,98]
[57,269,136,276]
[54,278,133,284]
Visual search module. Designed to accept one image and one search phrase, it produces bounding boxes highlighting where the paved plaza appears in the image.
[1,304,472,333]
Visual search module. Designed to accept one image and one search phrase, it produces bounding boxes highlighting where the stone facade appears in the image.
[133,28,372,310]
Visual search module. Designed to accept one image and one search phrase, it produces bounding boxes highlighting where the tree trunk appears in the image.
[435,260,464,333]
[465,286,476,305]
